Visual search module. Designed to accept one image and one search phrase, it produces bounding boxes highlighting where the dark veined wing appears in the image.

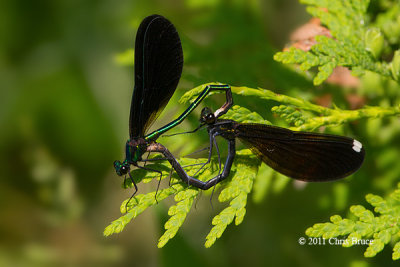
[129,14,183,138]
[235,123,365,182]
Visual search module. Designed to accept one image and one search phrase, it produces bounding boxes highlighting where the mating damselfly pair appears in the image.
[113,15,365,209]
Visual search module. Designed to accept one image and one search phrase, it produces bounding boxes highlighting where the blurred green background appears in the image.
[1,0,400,266]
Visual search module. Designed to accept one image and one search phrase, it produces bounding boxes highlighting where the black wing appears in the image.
[130,15,183,138]
[235,123,365,182]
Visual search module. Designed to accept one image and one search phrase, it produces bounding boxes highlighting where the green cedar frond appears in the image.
[205,150,258,247]
[273,0,395,84]
[103,186,176,236]
[373,4,400,45]
[224,105,271,124]
[251,164,274,203]
[271,105,307,126]
[157,158,222,248]
[158,186,199,248]
[306,183,400,260]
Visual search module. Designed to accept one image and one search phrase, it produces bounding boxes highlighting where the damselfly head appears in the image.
[200,107,216,125]
[114,160,129,176]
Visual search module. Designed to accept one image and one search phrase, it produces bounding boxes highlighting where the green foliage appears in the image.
[271,105,307,126]
[274,0,395,85]
[306,183,400,260]
[205,150,257,247]
[104,186,176,236]
[158,186,198,248]
[365,28,385,59]
[375,4,400,45]
[224,105,271,124]
[392,50,400,81]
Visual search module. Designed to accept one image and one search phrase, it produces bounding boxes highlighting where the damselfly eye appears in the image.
[114,160,129,176]
[206,113,215,123]
[120,165,129,175]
